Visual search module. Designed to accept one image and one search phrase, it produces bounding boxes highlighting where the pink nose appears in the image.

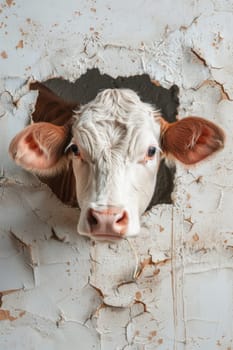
[87,206,129,238]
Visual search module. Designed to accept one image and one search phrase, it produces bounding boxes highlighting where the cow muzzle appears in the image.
[87,205,129,240]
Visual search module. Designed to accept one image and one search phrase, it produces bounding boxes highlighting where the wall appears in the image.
[0,1,233,349]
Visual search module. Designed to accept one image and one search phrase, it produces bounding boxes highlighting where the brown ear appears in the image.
[30,82,78,126]
[9,122,71,175]
[160,117,225,165]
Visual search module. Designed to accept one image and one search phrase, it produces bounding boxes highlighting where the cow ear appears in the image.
[160,116,225,165]
[30,82,78,125]
[9,122,71,175]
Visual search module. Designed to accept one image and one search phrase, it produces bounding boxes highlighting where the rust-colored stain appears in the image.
[0,289,21,296]
[159,225,164,232]
[0,309,17,321]
[156,258,170,266]
[191,48,207,67]
[193,233,199,241]
[16,40,24,49]
[151,79,161,87]
[184,216,194,229]
[93,303,107,318]
[148,331,157,341]
[150,330,157,337]
[158,338,163,344]
[212,32,223,48]
[1,50,8,59]
[0,21,7,29]
[6,0,13,7]
[200,79,230,101]
[135,291,142,300]
[18,311,26,318]
[90,7,96,12]
[180,25,189,31]
[135,257,153,278]
[19,28,28,36]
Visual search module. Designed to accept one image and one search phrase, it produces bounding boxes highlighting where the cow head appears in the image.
[9,88,225,241]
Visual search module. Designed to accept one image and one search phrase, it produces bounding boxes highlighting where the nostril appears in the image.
[86,207,129,236]
[116,210,128,226]
[87,209,99,227]
[114,211,129,235]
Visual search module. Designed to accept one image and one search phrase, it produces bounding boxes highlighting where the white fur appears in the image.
[71,89,161,238]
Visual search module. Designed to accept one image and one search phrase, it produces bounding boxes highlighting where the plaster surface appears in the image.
[0,1,233,349]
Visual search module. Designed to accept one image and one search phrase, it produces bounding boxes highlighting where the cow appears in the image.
[9,83,225,241]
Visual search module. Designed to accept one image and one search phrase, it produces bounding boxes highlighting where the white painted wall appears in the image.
[0,1,233,349]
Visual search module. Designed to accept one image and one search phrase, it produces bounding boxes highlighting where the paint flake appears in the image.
[1,51,8,59]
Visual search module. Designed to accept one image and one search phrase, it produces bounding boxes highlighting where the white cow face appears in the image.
[9,88,225,241]
[68,89,161,239]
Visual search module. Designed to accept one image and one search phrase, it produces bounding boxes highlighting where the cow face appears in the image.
[9,88,225,241]
[68,89,161,239]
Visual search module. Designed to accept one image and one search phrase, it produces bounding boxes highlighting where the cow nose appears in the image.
[87,206,129,237]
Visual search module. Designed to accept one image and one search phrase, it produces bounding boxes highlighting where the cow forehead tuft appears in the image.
[73,88,159,126]
[71,89,161,158]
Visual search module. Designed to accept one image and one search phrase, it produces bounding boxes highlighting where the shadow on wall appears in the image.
[33,68,179,209]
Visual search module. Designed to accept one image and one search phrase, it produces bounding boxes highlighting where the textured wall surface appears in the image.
[0,1,233,349]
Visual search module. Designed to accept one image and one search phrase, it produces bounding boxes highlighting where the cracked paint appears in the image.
[1,1,233,350]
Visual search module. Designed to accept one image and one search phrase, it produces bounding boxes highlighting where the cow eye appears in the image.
[147,146,157,158]
[70,144,80,156]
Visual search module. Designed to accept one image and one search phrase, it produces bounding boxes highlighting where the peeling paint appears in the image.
[1,1,233,349]
[16,39,24,49]
[0,50,8,59]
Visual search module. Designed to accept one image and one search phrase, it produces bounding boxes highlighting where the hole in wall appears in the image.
[31,68,179,209]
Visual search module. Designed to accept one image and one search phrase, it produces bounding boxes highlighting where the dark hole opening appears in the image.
[33,68,179,210]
